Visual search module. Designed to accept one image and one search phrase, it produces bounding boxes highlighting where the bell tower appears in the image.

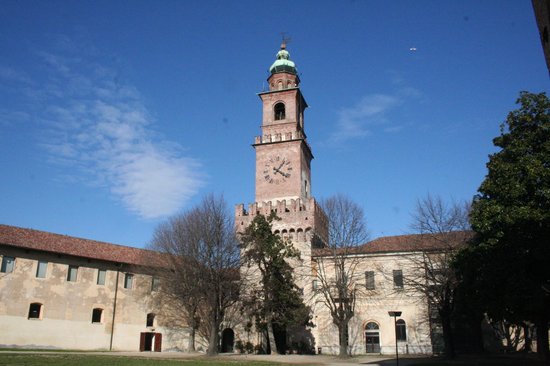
[254,42,312,203]
[236,42,327,251]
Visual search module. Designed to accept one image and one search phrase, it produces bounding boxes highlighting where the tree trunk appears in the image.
[522,322,532,353]
[207,317,220,356]
[470,313,485,353]
[187,306,198,352]
[188,323,196,352]
[266,320,278,354]
[338,323,349,358]
[440,312,456,359]
[535,316,549,362]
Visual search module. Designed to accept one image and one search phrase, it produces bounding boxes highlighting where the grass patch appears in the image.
[0,354,295,366]
[0,348,99,352]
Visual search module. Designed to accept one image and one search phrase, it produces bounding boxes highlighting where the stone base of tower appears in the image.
[235,197,327,354]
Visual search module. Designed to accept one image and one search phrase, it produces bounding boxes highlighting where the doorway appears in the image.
[221,328,235,353]
[140,332,162,352]
[365,322,381,353]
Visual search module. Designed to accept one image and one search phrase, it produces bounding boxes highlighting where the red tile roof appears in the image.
[0,224,165,267]
[0,224,473,265]
[312,231,473,257]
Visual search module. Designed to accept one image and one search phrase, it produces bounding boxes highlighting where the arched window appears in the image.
[147,313,155,327]
[305,227,312,240]
[366,322,379,330]
[92,308,103,323]
[28,303,43,319]
[396,319,407,341]
[365,322,380,353]
[274,103,285,120]
[297,228,304,241]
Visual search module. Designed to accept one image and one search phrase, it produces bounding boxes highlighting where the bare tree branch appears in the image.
[149,194,241,355]
[407,194,471,359]
[313,194,369,358]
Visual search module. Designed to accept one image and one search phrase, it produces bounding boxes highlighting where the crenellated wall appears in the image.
[235,197,327,247]
[254,128,305,144]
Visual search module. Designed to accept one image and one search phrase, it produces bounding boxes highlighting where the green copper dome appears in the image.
[269,47,297,75]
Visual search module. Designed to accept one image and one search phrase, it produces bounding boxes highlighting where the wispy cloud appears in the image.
[329,94,399,144]
[0,65,33,84]
[328,71,424,145]
[8,44,203,219]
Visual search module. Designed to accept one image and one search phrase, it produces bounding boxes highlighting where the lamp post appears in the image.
[388,311,402,366]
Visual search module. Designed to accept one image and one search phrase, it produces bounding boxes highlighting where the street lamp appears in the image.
[388,311,402,366]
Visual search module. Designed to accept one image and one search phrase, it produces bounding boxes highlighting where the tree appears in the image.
[466,91,550,360]
[408,194,471,359]
[239,213,312,354]
[150,194,241,355]
[313,194,369,358]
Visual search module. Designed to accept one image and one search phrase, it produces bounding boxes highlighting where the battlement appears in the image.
[235,197,313,217]
[254,129,305,144]
[235,197,328,245]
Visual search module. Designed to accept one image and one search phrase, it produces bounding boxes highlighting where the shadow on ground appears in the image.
[361,353,548,366]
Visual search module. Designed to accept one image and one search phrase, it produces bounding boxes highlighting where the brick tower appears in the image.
[235,43,327,284]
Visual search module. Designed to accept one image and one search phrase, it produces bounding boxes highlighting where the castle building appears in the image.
[0,224,188,351]
[0,44,447,354]
[235,43,437,355]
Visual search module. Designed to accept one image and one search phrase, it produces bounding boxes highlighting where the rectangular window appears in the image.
[36,261,48,278]
[92,308,103,323]
[67,265,78,282]
[312,279,319,291]
[124,273,133,289]
[151,276,160,292]
[365,271,375,290]
[97,269,106,285]
[393,270,404,289]
[146,313,155,327]
[28,303,42,319]
[1,256,15,273]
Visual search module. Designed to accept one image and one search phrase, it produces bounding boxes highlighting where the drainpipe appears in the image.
[109,265,121,351]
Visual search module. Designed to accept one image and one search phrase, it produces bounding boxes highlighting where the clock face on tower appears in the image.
[263,155,293,184]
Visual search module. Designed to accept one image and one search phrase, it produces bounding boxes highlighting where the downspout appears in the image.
[109,265,121,351]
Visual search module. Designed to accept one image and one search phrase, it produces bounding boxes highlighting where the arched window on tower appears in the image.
[274,103,286,121]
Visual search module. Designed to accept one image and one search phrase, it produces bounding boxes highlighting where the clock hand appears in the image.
[273,167,287,177]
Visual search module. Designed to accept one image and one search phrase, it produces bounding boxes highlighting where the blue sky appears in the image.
[1,0,548,248]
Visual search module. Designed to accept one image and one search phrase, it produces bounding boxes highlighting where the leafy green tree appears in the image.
[239,213,312,354]
[466,91,550,359]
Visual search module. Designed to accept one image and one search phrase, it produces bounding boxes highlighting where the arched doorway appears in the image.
[365,322,380,353]
[221,328,235,353]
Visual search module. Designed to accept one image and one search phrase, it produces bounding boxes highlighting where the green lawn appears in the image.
[0,354,293,366]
